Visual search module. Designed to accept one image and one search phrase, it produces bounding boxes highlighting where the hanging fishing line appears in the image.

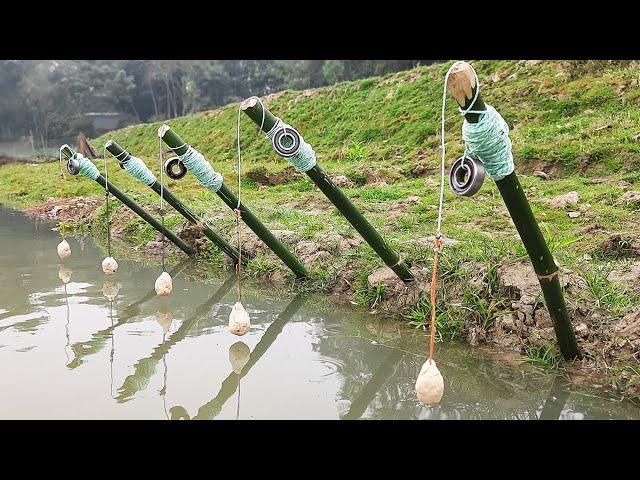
[159,139,166,272]
[56,148,71,260]
[155,139,173,296]
[226,104,258,337]
[101,146,118,275]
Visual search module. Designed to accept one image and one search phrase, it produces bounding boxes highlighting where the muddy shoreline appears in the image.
[22,196,640,402]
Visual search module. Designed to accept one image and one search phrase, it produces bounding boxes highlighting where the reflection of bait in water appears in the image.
[58,265,72,284]
[102,281,120,301]
[229,341,250,374]
[155,310,172,334]
[169,406,190,420]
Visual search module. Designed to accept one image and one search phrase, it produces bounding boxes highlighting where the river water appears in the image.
[0,206,638,420]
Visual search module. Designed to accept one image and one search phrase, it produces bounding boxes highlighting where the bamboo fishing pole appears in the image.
[240,98,415,283]
[158,125,308,279]
[59,145,193,256]
[445,62,580,360]
[104,140,244,265]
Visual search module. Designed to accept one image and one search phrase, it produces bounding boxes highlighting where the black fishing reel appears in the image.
[272,126,301,158]
[67,156,80,176]
[164,156,188,180]
[449,155,485,197]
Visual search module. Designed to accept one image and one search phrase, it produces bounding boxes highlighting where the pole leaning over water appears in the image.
[104,140,242,265]
[60,145,193,256]
[158,125,308,279]
[240,97,415,283]
[445,62,580,360]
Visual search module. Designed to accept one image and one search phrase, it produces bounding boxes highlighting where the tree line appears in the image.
[0,60,434,148]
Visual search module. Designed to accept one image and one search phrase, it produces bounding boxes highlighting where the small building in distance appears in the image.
[84,112,125,134]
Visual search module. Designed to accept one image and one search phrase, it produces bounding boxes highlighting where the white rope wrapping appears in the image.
[124,155,157,186]
[265,118,317,173]
[178,146,223,192]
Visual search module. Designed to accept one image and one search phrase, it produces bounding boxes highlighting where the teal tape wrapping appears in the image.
[178,146,223,192]
[124,156,157,186]
[74,152,100,181]
[462,104,515,181]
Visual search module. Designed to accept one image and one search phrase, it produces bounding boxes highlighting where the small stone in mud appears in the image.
[568,211,581,218]
[618,191,640,205]
[575,323,589,338]
[331,175,355,188]
[533,170,550,180]
[549,191,580,209]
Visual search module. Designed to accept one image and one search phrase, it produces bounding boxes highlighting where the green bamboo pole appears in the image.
[59,145,193,256]
[446,62,580,360]
[240,97,415,283]
[104,140,243,265]
[158,125,308,279]
[192,293,307,420]
[115,275,236,402]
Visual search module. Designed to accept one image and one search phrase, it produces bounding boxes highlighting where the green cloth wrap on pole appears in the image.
[73,152,100,180]
[266,118,317,173]
[124,155,157,186]
[462,104,515,181]
[178,146,223,192]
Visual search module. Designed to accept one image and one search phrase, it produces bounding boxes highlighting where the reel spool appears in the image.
[164,156,187,180]
[271,126,301,158]
[448,156,485,197]
[67,157,80,176]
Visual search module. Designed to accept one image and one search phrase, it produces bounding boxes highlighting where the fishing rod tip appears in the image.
[158,124,171,138]
[240,96,260,111]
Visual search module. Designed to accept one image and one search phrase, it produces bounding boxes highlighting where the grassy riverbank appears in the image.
[1,60,639,399]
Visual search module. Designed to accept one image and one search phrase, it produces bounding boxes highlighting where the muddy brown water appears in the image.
[0,206,638,420]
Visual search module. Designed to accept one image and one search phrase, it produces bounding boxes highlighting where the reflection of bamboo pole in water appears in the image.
[110,301,115,398]
[538,373,571,420]
[64,283,70,364]
[191,293,308,420]
[341,347,405,420]
[161,333,169,420]
[66,259,193,369]
[114,275,236,402]
[236,377,241,421]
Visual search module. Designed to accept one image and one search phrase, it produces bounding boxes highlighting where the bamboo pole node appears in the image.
[536,270,559,281]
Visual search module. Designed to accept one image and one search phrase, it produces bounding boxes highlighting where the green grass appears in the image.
[525,345,562,369]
